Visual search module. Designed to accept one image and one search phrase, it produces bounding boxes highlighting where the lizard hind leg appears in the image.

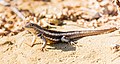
[69,41,77,45]
[61,36,77,45]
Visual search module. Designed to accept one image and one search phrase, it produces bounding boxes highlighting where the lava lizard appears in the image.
[24,23,118,51]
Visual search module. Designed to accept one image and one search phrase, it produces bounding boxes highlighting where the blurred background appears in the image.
[0,0,120,36]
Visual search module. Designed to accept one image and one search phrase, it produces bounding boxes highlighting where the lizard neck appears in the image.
[31,24,46,34]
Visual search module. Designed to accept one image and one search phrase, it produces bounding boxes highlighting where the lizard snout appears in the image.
[25,22,34,28]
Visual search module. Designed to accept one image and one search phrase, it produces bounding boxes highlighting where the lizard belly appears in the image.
[44,36,61,44]
[46,39,56,44]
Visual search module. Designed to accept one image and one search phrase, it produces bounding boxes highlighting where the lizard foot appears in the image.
[69,41,78,45]
[39,47,48,52]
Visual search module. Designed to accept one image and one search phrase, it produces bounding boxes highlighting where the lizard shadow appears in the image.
[47,37,84,51]
[47,42,76,51]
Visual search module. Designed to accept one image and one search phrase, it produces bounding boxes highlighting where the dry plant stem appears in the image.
[10,7,26,20]
[0,0,26,20]
[10,6,37,46]
[0,0,10,6]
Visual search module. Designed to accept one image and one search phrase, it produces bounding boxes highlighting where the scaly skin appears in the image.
[24,23,118,51]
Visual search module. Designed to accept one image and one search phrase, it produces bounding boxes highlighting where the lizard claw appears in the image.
[69,41,77,45]
[39,48,47,52]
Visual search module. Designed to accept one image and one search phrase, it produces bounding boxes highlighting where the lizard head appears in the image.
[24,22,39,34]
[25,22,35,28]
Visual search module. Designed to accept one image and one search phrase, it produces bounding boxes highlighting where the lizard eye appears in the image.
[30,23,34,26]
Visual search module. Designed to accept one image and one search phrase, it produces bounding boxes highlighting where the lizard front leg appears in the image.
[31,34,47,51]
[61,36,77,45]
[33,34,47,51]
[25,35,37,47]
[40,35,47,51]
[31,35,37,47]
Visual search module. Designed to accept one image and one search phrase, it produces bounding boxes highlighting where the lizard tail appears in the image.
[80,27,118,36]
[69,27,118,39]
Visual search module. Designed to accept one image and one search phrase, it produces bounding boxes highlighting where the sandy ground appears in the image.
[0,26,120,64]
[0,0,120,64]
